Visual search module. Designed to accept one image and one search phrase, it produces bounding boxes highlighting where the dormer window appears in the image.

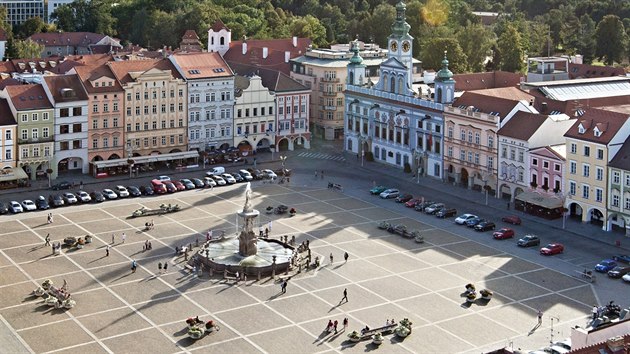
[594,127,602,137]
[578,124,586,134]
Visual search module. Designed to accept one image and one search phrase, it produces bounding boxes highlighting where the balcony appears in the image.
[322,105,337,111]
[321,77,340,83]
[18,137,54,145]
[322,91,338,97]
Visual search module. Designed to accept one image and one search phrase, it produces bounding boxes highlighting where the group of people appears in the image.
[144,220,154,230]
[46,213,54,224]
[325,318,348,334]
[143,240,153,251]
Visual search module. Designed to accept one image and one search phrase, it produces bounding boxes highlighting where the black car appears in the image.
[517,234,540,247]
[248,169,265,180]
[465,217,483,227]
[127,186,142,197]
[231,173,244,183]
[48,194,65,207]
[474,221,496,231]
[608,266,630,278]
[414,201,434,212]
[191,178,205,188]
[0,202,8,214]
[35,196,49,210]
[51,181,71,190]
[89,191,105,203]
[139,185,155,196]
[436,207,457,218]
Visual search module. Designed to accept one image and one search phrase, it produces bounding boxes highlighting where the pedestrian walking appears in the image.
[44,233,50,246]
[507,201,510,210]
[592,305,598,320]
[49,213,53,223]
[343,317,348,331]
[333,320,338,334]
[537,309,543,325]
[341,288,348,303]
[79,181,83,190]
[344,252,349,262]
[265,228,269,238]
[329,253,333,264]
[121,233,126,243]
[326,320,333,333]
[158,262,163,274]
[163,262,168,273]
[281,279,287,293]
[321,170,324,179]
[111,233,115,244]
[131,260,137,273]
[105,245,109,257]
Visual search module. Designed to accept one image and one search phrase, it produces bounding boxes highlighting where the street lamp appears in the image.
[481,173,489,205]
[280,155,287,174]
[549,316,560,344]
[413,149,422,184]
[361,149,365,167]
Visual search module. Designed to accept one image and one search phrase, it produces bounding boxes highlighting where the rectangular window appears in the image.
[103,103,108,112]
[625,197,630,210]
[583,164,590,177]
[570,161,576,174]
[554,163,561,172]
[597,149,604,160]
[570,143,577,154]
[613,194,620,207]
[532,158,538,166]
[487,157,494,171]
[596,167,604,181]
[103,137,108,148]
[92,119,98,129]
[582,185,589,199]
[21,129,27,140]
[21,114,27,122]
[60,108,69,117]
[5,149,10,160]
[42,127,49,138]
[43,112,49,120]
[596,188,603,203]
[113,137,118,147]
[584,146,590,157]
[113,102,118,112]
[31,129,38,139]
[5,130,10,140]
[613,171,621,184]
[626,174,630,187]
[543,161,549,169]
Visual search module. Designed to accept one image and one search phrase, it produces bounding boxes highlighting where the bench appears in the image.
[359,323,397,339]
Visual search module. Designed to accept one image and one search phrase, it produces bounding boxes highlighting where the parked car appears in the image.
[76,191,92,203]
[262,169,277,179]
[455,214,478,225]
[435,207,457,218]
[180,179,196,189]
[370,186,387,195]
[424,203,445,214]
[501,215,522,225]
[35,196,49,210]
[9,201,23,213]
[239,169,253,181]
[21,200,36,211]
[115,185,129,198]
[139,185,155,196]
[51,181,71,190]
[493,228,515,239]
[127,186,142,197]
[90,191,105,203]
[212,175,227,186]
[517,234,540,247]
[395,194,413,203]
[102,189,118,199]
[405,198,422,208]
[191,178,205,188]
[156,175,171,182]
[540,243,564,255]
[62,192,78,204]
[222,173,237,184]
[172,181,186,191]
[465,217,483,227]
[607,266,630,279]
[380,188,400,199]
[248,169,264,180]
[594,259,618,273]
[48,195,65,207]
[203,177,217,187]
[613,255,630,263]
[231,173,244,183]
[206,166,225,176]
[163,182,178,193]
[0,202,8,214]
[474,221,496,231]
[414,200,434,212]
[622,272,630,283]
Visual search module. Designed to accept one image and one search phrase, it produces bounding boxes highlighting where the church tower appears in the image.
[387,1,414,89]
[434,51,455,104]
[347,39,366,86]
[207,19,231,56]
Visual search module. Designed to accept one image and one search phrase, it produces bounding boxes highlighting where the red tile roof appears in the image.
[170,52,233,79]
[4,84,53,111]
[107,59,183,85]
[568,62,625,79]
[497,111,548,140]
[564,107,630,144]
[73,64,123,94]
[209,19,229,32]
[0,98,15,126]
[452,87,534,120]
[182,30,199,40]
[454,71,523,91]
[228,62,308,93]
[29,32,108,47]
[43,74,89,103]
[223,37,311,75]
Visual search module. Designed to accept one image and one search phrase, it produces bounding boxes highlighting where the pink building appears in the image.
[528,145,566,195]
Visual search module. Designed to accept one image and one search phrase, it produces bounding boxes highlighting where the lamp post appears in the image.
[280,155,287,174]
[413,149,422,184]
[361,149,365,167]
[549,316,560,344]
[482,174,489,205]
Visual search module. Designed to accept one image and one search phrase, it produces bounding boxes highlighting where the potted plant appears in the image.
[63,298,76,309]
[530,181,538,189]
[85,235,92,243]
[205,320,217,333]
[466,292,477,303]
[394,325,411,338]
[348,330,361,342]
[553,187,561,194]
[187,326,203,339]
[372,332,384,345]
[542,184,549,192]
[480,289,493,300]
[465,283,475,293]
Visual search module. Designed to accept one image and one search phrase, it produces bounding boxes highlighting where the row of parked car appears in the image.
[593,255,630,282]
[0,167,281,214]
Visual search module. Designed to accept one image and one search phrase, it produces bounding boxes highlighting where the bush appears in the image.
[404,163,411,173]
[365,151,374,161]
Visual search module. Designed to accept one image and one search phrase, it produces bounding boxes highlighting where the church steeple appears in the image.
[386,1,414,90]
[391,1,411,38]
[347,39,366,86]
[434,50,455,104]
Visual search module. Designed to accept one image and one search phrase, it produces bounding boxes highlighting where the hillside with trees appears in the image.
[4,0,628,72]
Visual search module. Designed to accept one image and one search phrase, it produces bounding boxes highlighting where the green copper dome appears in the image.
[349,39,363,65]
[391,1,411,38]
[436,51,453,81]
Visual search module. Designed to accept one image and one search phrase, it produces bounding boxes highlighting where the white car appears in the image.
[262,169,277,179]
[221,173,237,184]
[63,192,78,204]
[77,191,92,203]
[102,189,118,200]
[156,175,171,182]
[424,203,445,214]
[455,213,478,225]
[115,185,130,198]
[239,169,253,181]
[9,201,23,213]
[21,199,36,211]
[623,272,630,282]
[379,188,400,199]
[203,177,217,187]
[212,175,227,186]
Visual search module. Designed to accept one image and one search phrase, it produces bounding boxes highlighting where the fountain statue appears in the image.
[238,182,259,256]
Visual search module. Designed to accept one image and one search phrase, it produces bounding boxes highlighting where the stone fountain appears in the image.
[193,182,293,277]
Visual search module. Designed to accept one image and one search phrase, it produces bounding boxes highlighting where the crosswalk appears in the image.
[297,151,346,161]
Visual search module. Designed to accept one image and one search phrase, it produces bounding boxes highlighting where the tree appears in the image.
[457,22,494,72]
[421,37,468,73]
[17,17,47,38]
[497,24,524,72]
[595,15,627,65]
[13,39,44,58]
[290,15,327,47]
[421,0,448,27]
[366,3,395,47]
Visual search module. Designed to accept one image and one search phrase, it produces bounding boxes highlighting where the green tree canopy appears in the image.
[497,24,524,72]
[595,14,627,65]
[290,15,327,47]
[13,39,44,58]
[457,22,495,72]
[421,37,468,73]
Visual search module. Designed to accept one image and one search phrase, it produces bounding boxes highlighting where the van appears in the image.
[151,179,167,194]
[206,166,225,176]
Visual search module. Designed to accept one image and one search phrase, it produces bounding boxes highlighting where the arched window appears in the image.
[398,77,404,93]
[220,37,225,45]
[382,73,388,91]
[437,88,443,102]
[347,139,353,151]
[390,77,396,93]
[211,37,214,45]
[349,72,354,84]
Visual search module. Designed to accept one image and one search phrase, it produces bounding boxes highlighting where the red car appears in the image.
[501,215,522,225]
[540,243,564,255]
[493,228,515,240]
[172,180,186,191]
[405,198,422,208]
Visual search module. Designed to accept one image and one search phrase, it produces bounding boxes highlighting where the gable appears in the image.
[380,57,407,70]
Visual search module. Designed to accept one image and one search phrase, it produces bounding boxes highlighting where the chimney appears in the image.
[529,98,534,106]
[242,42,247,55]
[541,102,547,112]
[285,51,290,63]
[292,36,297,47]
[262,47,268,59]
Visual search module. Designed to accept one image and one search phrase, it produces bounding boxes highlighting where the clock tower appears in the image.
[388,1,414,89]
